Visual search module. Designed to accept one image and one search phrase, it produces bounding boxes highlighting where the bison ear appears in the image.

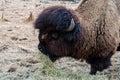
[65,18,75,32]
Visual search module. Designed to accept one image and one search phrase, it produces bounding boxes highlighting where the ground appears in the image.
[0,0,120,80]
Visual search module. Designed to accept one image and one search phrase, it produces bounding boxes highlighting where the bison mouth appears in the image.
[38,42,60,62]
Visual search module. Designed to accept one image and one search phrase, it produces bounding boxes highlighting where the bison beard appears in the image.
[34,1,119,75]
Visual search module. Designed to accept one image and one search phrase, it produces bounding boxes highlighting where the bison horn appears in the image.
[66,18,75,32]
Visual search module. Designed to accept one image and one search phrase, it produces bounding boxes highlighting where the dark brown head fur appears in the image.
[35,6,75,31]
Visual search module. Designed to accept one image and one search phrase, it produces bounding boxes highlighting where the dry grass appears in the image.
[25,12,34,22]
[0,13,9,22]
[27,52,108,80]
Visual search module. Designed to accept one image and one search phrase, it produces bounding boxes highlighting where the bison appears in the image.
[34,0,120,75]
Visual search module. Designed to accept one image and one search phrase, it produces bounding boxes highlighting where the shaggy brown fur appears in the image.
[34,0,120,75]
[115,0,120,51]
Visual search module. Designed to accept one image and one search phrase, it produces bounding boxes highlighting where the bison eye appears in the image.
[51,32,59,40]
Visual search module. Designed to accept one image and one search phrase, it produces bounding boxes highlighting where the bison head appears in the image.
[34,6,77,62]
